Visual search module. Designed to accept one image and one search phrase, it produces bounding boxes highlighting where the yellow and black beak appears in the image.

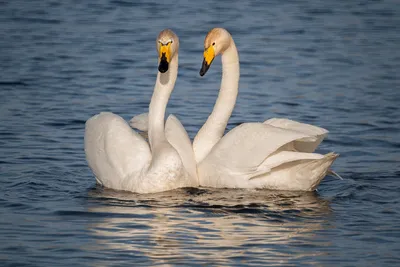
[158,42,172,73]
[199,46,215,76]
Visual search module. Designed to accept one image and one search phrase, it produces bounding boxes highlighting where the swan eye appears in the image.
[158,40,173,45]
[212,42,215,46]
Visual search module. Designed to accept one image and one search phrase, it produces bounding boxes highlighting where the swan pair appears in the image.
[85,28,338,194]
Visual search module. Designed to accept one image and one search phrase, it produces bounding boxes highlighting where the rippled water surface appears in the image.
[1,0,400,266]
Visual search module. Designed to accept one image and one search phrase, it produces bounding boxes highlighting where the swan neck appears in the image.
[148,54,178,151]
[193,39,239,162]
[214,40,239,125]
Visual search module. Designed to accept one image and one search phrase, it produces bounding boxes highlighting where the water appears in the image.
[1,0,399,266]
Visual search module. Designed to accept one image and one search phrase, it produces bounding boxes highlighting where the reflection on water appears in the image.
[87,188,331,265]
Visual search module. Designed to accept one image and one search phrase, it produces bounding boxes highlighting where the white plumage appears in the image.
[192,28,338,191]
[84,29,198,193]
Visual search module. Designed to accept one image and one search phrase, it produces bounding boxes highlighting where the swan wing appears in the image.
[129,112,149,131]
[245,151,324,179]
[85,112,151,190]
[165,115,198,184]
[264,118,328,153]
[241,152,338,191]
[203,122,312,172]
[198,123,337,190]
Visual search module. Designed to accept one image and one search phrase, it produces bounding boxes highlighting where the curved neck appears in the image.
[193,39,239,163]
[209,41,239,131]
[148,54,178,151]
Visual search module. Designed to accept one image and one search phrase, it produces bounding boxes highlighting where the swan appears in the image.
[84,29,198,194]
[192,28,338,191]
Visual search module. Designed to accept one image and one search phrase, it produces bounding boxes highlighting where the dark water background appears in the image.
[1,0,399,266]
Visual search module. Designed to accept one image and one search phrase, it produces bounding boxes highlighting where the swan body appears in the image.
[194,28,338,191]
[84,29,198,193]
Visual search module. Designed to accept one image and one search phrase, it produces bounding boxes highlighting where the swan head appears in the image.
[157,29,179,73]
[200,28,232,76]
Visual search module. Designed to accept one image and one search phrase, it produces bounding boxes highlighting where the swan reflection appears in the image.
[87,187,331,266]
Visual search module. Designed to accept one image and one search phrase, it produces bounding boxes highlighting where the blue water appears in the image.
[1,0,400,266]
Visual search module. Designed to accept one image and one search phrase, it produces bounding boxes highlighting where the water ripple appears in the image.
[0,0,399,266]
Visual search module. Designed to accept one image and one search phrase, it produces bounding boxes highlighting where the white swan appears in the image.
[192,28,338,191]
[84,29,198,194]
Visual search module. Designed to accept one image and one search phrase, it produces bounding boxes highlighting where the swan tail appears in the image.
[296,152,339,190]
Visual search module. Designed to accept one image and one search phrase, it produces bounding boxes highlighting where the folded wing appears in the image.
[85,112,151,190]
[203,122,312,173]
[264,118,328,153]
